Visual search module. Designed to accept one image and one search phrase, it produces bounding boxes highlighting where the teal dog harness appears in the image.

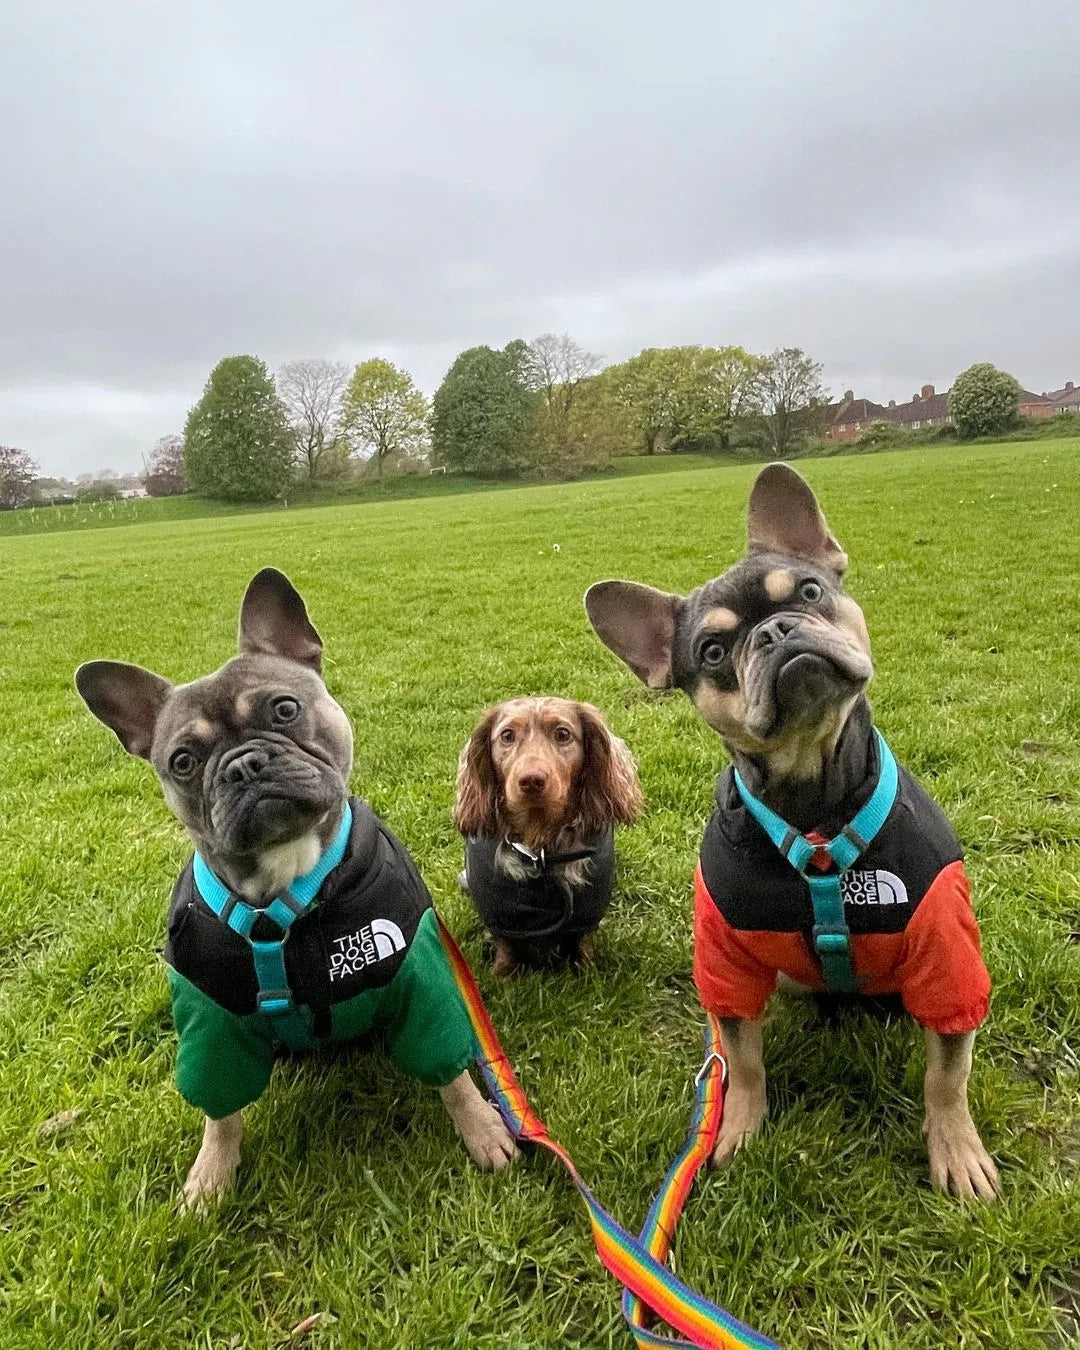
[732,729,899,992]
[191,804,353,1016]
[164,797,475,1118]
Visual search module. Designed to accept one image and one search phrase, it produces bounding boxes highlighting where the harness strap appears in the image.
[490,837,605,940]
[437,915,779,1350]
[508,840,599,871]
[732,730,899,993]
[192,804,353,1016]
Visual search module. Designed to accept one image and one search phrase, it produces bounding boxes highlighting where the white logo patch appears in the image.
[841,869,909,908]
[329,920,407,981]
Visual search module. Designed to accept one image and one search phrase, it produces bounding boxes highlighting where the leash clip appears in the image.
[693,1050,728,1088]
[509,840,546,871]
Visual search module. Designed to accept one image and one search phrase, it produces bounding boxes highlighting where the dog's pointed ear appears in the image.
[75,660,173,760]
[747,463,848,575]
[238,568,323,672]
[584,581,680,689]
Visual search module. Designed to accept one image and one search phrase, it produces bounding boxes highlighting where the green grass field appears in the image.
[0,455,724,540]
[1,438,1078,1348]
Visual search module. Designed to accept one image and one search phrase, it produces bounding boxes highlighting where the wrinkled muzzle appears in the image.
[209,736,347,854]
[739,612,873,740]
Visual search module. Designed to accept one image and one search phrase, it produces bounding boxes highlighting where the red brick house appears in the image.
[887,385,951,430]
[823,391,892,441]
[1017,389,1056,418]
[1046,381,1080,414]
[824,377,1074,440]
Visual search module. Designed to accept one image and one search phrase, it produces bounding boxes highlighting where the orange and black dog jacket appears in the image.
[693,762,990,1034]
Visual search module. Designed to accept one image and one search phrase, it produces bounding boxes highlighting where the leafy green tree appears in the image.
[564,369,638,468]
[0,445,38,509]
[342,359,429,476]
[751,347,829,456]
[948,363,1021,439]
[690,346,763,449]
[604,345,763,453]
[183,356,294,501]
[430,343,535,474]
[604,347,687,454]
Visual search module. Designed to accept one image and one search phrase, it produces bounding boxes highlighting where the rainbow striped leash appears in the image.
[437,915,780,1350]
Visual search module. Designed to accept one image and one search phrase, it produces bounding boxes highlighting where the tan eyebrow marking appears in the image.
[701,605,740,632]
[234,693,255,720]
[764,568,795,601]
[190,717,215,740]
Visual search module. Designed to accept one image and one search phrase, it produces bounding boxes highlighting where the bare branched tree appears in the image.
[142,433,186,497]
[752,348,829,456]
[277,359,351,480]
[524,333,603,448]
[0,445,39,509]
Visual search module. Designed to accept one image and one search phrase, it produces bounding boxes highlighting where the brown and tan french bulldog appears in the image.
[585,464,999,1199]
[76,568,516,1207]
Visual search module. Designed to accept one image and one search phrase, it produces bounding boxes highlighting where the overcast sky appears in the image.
[2,0,1078,478]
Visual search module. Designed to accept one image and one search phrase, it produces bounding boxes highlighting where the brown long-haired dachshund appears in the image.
[453,697,643,976]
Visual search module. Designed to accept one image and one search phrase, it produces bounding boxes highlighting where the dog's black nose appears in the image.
[223,748,269,784]
[751,614,800,650]
[517,771,548,795]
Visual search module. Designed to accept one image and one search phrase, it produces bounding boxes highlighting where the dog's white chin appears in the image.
[239,831,323,901]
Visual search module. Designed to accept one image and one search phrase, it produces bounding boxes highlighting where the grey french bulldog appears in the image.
[585,464,998,1199]
[76,567,517,1207]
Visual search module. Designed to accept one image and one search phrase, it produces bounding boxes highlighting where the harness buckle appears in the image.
[811,924,851,955]
[256,989,295,1015]
[693,1050,728,1088]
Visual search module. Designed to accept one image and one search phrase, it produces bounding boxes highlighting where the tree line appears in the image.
[0,340,834,505]
[8,341,1038,510]
[172,340,830,501]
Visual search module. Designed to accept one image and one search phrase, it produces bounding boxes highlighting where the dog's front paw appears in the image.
[924,1108,999,1200]
[710,1085,767,1168]
[180,1114,242,1211]
[439,1070,519,1170]
[459,1102,520,1171]
[491,938,520,979]
[181,1151,239,1210]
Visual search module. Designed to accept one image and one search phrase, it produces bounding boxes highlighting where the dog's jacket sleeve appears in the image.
[694,763,991,1034]
[164,800,474,1119]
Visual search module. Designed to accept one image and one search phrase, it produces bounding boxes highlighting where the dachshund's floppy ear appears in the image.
[453,707,502,838]
[575,704,644,837]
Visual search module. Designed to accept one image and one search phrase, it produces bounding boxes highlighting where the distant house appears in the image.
[1017,389,1056,418]
[887,384,952,431]
[823,390,893,441]
[824,376,1075,441]
[1045,380,1080,414]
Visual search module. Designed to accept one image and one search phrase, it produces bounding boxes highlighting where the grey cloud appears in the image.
[1,0,1077,476]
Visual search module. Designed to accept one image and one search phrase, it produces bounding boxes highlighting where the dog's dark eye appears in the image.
[169,748,197,779]
[272,697,301,724]
[799,580,823,603]
[499,727,515,745]
[553,726,572,745]
[701,639,728,668]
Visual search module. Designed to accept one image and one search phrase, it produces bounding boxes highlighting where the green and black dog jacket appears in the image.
[164,798,473,1119]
